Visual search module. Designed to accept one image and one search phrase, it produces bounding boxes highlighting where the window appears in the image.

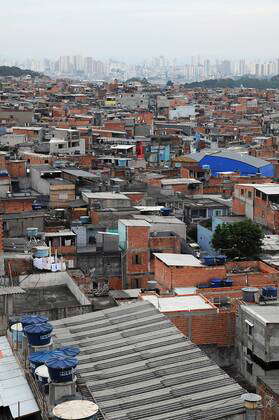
[241,189,244,196]
[262,193,267,201]
[248,191,252,199]
[132,254,142,265]
[59,192,68,200]
[245,320,254,336]
[132,278,140,288]
[256,190,261,198]
[246,361,253,375]
[199,209,207,218]
[61,237,75,247]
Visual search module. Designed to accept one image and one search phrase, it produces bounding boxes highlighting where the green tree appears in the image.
[211,219,264,259]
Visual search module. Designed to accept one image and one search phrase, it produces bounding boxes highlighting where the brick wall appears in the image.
[6,160,26,177]
[166,309,235,346]
[49,185,76,208]
[108,276,122,289]
[0,198,33,214]
[5,257,32,276]
[70,208,88,221]
[257,380,279,420]
[154,257,226,289]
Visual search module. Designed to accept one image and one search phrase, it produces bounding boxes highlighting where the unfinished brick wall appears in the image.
[108,276,122,290]
[257,380,279,420]
[6,160,26,177]
[154,257,227,289]
[125,224,150,289]
[0,198,33,214]
[167,310,235,346]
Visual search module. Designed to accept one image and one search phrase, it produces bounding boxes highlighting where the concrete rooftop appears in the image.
[141,295,214,312]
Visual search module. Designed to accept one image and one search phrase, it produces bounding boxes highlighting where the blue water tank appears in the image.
[80,216,90,224]
[203,256,215,266]
[224,278,233,287]
[34,246,49,258]
[58,347,80,357]
[21,315,49,329]
[262,286,277,299]
[198,284,211,289]
[28,351,51,373]
[210,278,223,288]
[26,227,39,238]
[0,170,9,177]
[46,356,78,383]
[24,322,53,347]
[215,255,227,265]
[160,208,173,216]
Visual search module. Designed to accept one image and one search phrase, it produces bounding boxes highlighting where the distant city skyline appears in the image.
[1,54,279,83]
[2,0,279,60]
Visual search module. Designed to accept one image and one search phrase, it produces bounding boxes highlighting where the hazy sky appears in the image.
[2,0,279,61]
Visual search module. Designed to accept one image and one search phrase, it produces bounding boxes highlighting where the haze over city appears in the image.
[3,0,279,60]
[2,1,279,419]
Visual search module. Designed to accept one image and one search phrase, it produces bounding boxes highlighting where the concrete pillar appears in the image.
[49,377,77,409]
[6,295,14,316]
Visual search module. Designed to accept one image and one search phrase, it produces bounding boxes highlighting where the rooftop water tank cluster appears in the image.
[210,278,233,288]
[203,255,227,266]
[28,346,80,392]
[46,356,78,383]
[198,277,233,289]
[20,315,53,347]
[10,315,49,349]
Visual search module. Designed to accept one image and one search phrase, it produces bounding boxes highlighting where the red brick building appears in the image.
[154,254,279,290]
[118,220,182,289]
[233,183,279,233]
[140,292,235,347]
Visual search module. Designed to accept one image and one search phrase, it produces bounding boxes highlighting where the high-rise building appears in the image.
[72,55,84,72]
[239,59,246,76]
[59,56,71,73]
[84,57,93,74]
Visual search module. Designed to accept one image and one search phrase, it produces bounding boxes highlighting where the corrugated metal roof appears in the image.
[51,302,245,420]
[44,229,76,237]
[62,169,99,179]
[0,337,39,418]
[161,178,201,185]
[119,219,151,227]
[0,287,25,296]
[254,184,279,195]
[188,150,270,168]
